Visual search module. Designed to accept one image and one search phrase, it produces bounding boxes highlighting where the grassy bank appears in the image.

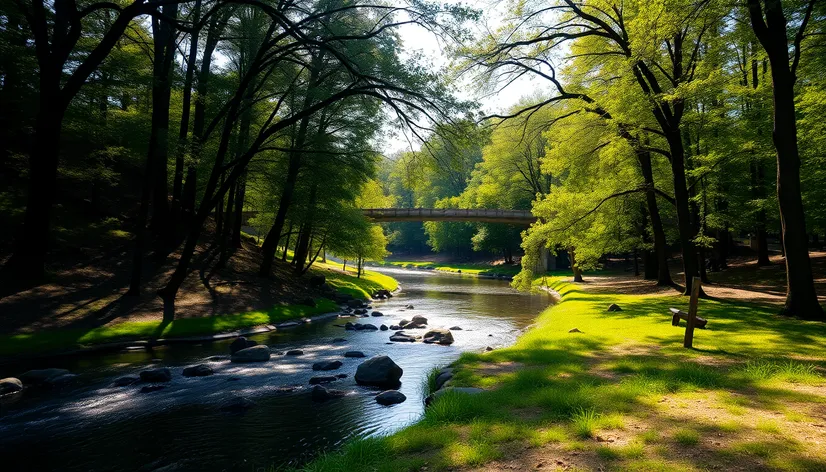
[1,264,398,359]
[301,277,826,471]
[314,261,399,299]
[381,260,522,277]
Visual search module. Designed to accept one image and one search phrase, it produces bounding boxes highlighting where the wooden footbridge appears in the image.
[361,208,536,225]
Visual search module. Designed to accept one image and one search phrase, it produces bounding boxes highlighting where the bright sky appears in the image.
[380,0,538,156]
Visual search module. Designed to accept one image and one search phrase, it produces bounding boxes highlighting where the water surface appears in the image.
[0,267,551,471]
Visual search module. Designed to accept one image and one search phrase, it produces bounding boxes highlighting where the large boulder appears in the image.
[375,390,407,406]
[312,360,343,371]
[230,337,256,354]
[355,355,403,387]
[423,329,454,345]
[311,385,346,402]
[0,377,23,395]
[389,331,417,343]
[140,367,172,383]
[231,345,271,363]
[19,368,72,387]
[406,315,428,329]
[182,364,214,377]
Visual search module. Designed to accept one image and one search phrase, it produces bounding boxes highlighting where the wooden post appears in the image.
[684,276,701,348]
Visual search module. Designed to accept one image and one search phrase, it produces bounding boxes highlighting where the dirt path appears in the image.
[574,251,826,307]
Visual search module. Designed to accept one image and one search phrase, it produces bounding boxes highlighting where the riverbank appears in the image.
[0,257,398,359]
[379,260,521,278]
[302,275,826,471]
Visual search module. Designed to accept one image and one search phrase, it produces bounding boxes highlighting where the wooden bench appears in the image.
[670,308,708,329]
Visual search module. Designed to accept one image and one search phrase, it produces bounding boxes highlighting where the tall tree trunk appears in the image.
[569,247,583,282]
[260,151,303,276]
[636,148,673,285]
[148,5,177,239]
[293,184,318,275]
[664,129,701,295]
[748,0,823,319]
[173,0,202,220]
[282,222,294,262]
[3,95,64,287]
[217,180,236,267]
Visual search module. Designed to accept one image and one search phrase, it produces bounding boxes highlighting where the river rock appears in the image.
[231,345,271,363]
[336,373,348,379]
[434,371,453,390]
[389,325,401,330]
[607,303,622,312]
[425,387,486,406]
[19,368,72,387]
[344,351,366,358]
[140,385,167,393]
[311,385,346,402]
[405,305,414,309]
[423,328,454,345]
[399,319,410,327]
[375,390,407,406]
[113,376,139,387]
[406,315,428,329]
[380,324,388,331]
[449,326,463,331]
[389,331,417,343]
[220,396,256,412]
[309,375,339,385]
[285,349,304,356]
[313,360,343,371]
[371,311,384,317]
[229,337,257,354]
[0,377,23,395]
[355,355,403,387]
[182,364,214,377]
[344,322,356,330]
[360,324,378,331]
[347,299,365,308]
[140,367,172,383]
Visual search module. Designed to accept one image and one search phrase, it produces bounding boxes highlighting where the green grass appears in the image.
[297,274,826,471]
[381,260,522,277]
[312,261,398,299]
[0,300,338,357]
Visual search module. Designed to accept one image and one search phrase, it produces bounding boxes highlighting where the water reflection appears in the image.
[0,267,550,471]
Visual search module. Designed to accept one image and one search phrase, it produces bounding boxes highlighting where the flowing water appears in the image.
[0,267,551,471]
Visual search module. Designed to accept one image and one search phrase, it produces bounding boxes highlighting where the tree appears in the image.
[746,0,824,319]
[2,0,187,287]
